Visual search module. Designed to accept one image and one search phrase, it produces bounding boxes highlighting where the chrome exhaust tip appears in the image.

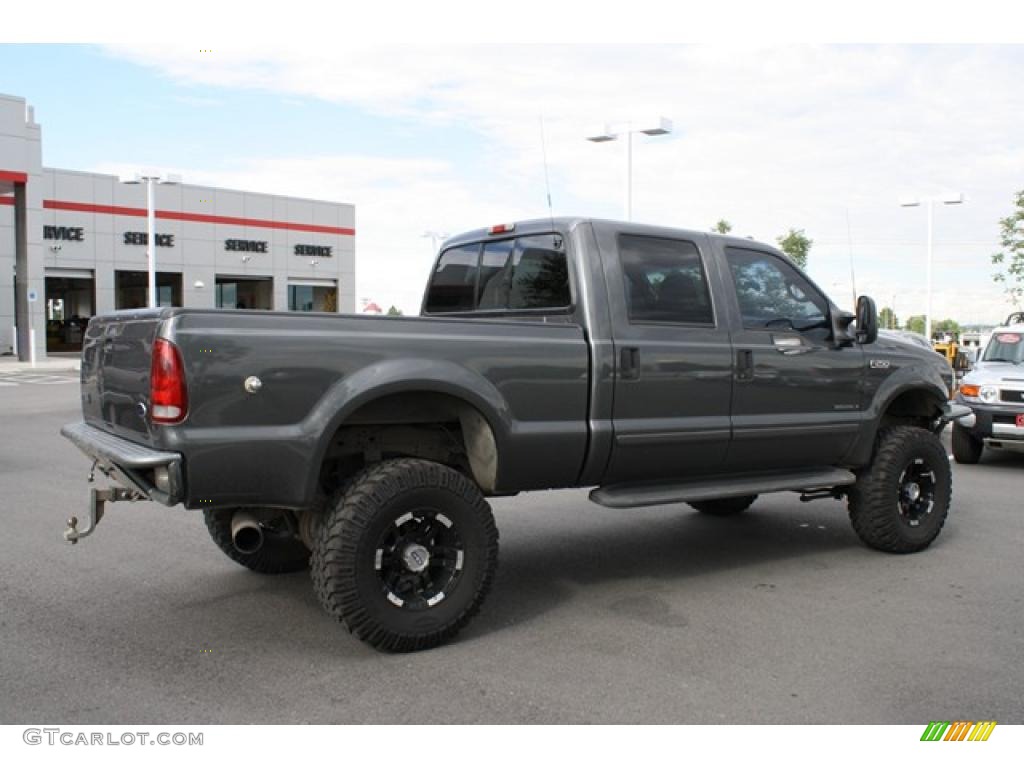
[231,510,264,554]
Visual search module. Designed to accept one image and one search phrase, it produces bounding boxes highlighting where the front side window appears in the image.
[425,234,570,314]
[618,234,714,325]
[724,247,828,332]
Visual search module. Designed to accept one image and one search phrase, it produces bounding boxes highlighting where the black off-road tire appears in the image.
[847,426,952,554]
[203,507,311,574]
[312,459,498,653]
[951,423,983,465]
[688,495,758,516]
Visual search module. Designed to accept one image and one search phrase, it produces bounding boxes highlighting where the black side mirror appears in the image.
[855,295,878,345]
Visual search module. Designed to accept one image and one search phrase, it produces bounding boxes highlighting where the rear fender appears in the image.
[302,358,512,502]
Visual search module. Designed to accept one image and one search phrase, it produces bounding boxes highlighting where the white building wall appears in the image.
[1,92,357,360]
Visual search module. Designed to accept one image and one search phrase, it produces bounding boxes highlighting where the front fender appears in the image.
[842,362,951,467]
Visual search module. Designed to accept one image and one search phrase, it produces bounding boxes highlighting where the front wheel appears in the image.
[312,459,499,652]
[847,426,952,553]
[951,422,983,464]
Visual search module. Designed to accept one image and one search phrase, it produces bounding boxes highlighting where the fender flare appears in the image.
[843,365,949,467]
[300,358,513,503]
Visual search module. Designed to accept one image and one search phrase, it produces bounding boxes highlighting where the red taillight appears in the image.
[488,223,515,235]
[150,338,188,424]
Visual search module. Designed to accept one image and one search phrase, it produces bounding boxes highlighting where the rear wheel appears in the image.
[848,426,951,553]
[312,459,498,652]
[203,508,311,574]
[688,495,758,516]
[951,423,983,464]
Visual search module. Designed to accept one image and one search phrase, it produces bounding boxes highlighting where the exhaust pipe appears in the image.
[231,510,264,554]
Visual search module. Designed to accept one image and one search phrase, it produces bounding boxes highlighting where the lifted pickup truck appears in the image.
[62,217,966,652]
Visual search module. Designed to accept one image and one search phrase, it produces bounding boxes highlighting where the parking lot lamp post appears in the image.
[900,193,964,341]
[122,174,181,308]
[586,118,673,221]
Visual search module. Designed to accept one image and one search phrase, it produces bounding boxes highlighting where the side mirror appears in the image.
[855,295,878,345]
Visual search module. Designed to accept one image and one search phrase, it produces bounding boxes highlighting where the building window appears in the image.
[215,276,273,309]
[115,271,182,310]
[288,283,337,312]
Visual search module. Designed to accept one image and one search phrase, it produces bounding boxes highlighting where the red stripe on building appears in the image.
[0,197,14,206]
[42,199,355,236]
[0,170,28,184]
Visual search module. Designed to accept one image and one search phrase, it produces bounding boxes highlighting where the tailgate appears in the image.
[80,310,166,444]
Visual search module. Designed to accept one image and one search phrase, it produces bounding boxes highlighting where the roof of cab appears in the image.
[442,216,780,255]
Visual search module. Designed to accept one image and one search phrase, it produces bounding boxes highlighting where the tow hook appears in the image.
[64,487,142,544]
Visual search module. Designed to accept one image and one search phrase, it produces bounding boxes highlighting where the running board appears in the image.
[589,468,856,509]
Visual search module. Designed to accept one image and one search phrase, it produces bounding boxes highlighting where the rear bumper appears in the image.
[60,421,184,506]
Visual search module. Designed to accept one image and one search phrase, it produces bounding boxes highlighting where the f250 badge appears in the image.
[870,359,891,369]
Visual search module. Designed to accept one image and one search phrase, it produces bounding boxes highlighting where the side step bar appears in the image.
[589,468,856,510]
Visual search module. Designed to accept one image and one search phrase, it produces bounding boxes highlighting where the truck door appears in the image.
[720,245,865,469]
[598,227,734,483]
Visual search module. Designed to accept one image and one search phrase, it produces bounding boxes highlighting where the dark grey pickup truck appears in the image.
[62,217,967,652]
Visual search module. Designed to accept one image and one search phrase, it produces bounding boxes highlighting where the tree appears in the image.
[879,307,899,330]
[905,315,926,335]
[991,189,1024,309]
[934,318,961,335]
[386,305,404,316]
[776,228,812,270]
[712,219,733,234]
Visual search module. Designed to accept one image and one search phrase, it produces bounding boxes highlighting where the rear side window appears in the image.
[424,243,480,313]
[426,233,570,313]
[617,234,714,325]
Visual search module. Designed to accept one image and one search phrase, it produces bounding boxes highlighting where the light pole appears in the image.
[122,173,181,308]
[422,230,449,255]
[900,192,964,342]
[585,117,672,221]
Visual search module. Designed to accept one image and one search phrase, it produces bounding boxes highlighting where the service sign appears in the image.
[995,333,1021,344]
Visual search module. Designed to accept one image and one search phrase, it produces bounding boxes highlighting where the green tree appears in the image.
[879,307,899,330]
[776,228,812,270]
[712,219,733,234]
[904,315,926,335]
[991,189,1024,308]
[934,318,961,335]
[386,305,404,316]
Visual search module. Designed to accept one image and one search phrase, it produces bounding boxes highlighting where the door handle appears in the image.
[772,335,812,355]
[620,347,640,380]
[736,349,754,382]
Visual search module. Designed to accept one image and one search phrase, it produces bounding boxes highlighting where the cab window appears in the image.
[618,235,714,325]
[724,247,829,332]
[426,233,571,314]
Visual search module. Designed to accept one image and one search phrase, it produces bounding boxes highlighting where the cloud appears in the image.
[99,43,1024,321]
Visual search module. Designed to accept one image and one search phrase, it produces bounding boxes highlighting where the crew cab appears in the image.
[62,217,966,652]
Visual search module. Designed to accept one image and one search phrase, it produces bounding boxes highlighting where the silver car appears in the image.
[952,323,1024,463]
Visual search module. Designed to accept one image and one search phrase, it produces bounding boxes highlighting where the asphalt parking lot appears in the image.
[1,372,1021,724]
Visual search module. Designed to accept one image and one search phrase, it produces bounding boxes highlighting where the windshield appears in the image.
[982,332,1024,364]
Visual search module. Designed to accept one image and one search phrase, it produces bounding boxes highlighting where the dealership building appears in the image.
[1,92,356,361]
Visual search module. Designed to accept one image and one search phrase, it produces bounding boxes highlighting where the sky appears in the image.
[1,42,1022,322]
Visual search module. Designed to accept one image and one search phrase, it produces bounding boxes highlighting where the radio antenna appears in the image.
[540,116,556,234]
[846,207,858,308]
